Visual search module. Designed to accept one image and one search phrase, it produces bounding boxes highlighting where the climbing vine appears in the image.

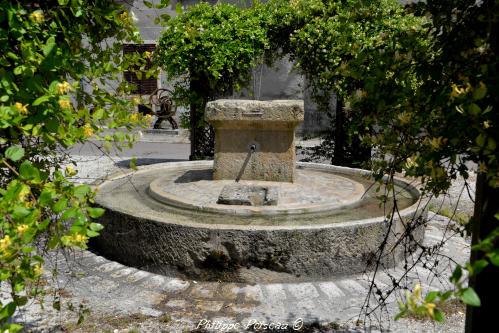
[267,0,499,328]
[0,0,150,330]
[154,2,269,159]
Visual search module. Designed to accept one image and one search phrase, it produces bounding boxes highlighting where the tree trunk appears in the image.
[189,77,198,160]
[465,172,499,333]
[333,98,345,165]
[188,98,198,161]
[188,75,215,160]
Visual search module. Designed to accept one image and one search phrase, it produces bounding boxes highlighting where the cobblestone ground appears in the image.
[2,156,471,333]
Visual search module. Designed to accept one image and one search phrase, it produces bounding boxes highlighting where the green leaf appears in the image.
[433,309,444,322]
[86,230,100,237]
[19,161,41,181]
[58,0,69,5]
[12,206,31,219]
[144,1,153,8]
[425,291,439,303]
[39,189,56,207]
[468,103,481,116]
[175,3,183,14]
[487,138,496,151]
[89,222,104,231]
[461,287,481,307]
[38,218,51,230]
[5,145,25,161]
[450,265,462,283]
[48,236,59,249]
[14,296,28,307]
[92,108,104,120]
[475,134,486,147]
[129,157,137,170]
[87,207,105,219]
[489,250,499,266]
[473,82,487,100]
[53,198,68,213]
[472,259,489,275]
[2,324,22,333]
[61,207,79,221]
[43,36,56,56]
[0,302,16,321]
[73,185,91,199]
[32,95,51,106]
[440,291,453,302]
[156,1,169,9]
[48,80,60,94]
[21,246,35,253]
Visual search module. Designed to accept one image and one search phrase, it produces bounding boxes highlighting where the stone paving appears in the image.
[4,156,471,332]
[8,211,468,333]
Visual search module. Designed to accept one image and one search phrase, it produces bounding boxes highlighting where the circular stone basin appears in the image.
[92,161,427,282]
[148,166,365,215]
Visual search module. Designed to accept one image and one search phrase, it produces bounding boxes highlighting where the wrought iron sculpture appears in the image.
[137,88,178,129]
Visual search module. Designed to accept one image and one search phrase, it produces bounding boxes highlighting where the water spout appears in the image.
[235,144,256,182]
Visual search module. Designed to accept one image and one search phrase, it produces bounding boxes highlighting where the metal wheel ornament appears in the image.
[148,88,178,129]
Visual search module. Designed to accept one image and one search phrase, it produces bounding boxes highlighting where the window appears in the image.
[123,43,157,95]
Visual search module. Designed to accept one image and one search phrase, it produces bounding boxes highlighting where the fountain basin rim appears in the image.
[94,161,426,231]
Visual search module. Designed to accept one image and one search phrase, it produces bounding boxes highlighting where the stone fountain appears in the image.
[92,99,426,282]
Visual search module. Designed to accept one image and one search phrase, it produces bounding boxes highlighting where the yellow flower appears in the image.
[450,84,465,98]
[33,264,43,276]
[16,224,29,235]
[130,113,139,122]
[65,165,77,177]
[478,162,488,173]
[83,124,94,138]
[405,156,418,169]
[144,114,154,124]
[56,81,72,95]
[15,102,28,115]
[18,185,31,201]
[131,96,141,105]
[0,235,12,251]
[29,10,44,23]
[429,137,447,150]
[143,51,152,59]
[483,120,491,129]
[431,166,446,179]
[73,233,88,243]
[413,283,422,301]
[425,302,436,317]
[119,11,129,22]
[58,99,71,109]
[450,83,471,99]
[397,112,412,125]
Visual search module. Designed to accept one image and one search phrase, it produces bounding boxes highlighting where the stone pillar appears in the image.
[205,99,304,182]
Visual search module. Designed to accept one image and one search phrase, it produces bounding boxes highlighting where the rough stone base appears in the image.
[93,162,427,281]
